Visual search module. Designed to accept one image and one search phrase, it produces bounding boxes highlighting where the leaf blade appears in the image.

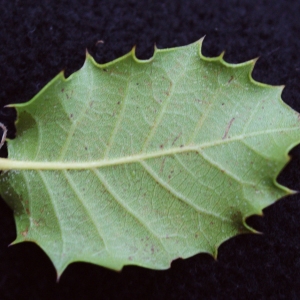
[1,40,300,274]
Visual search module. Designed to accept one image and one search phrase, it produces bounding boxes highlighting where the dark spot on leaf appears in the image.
[117,101,120,105]
[85,147,88,150]
[61,88,64,92]
[180,144,184,148]
[70,114,73,118]
[228,76,234,83]
[103,68,107,72]
[160,144,164,149]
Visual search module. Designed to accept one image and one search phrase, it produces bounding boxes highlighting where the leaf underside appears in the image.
[0,39,300,275]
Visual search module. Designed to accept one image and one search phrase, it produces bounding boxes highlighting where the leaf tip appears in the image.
[8,241,17,247]
[251,56,260,64]
[8,237,24,247]
[248,56,259,73]
[197,36,205,55]
[198,35,206,44]
[4,103,14,108]
[278,84,286,94]
[85,48,92,59]
[131,45,137,57]
[212,247,218,260]
[59,69,66,80]
[285,188,298,196]
[53,261,69,281]
[219,50,225,59]
[56,271,63,283]
[85,50,97,67]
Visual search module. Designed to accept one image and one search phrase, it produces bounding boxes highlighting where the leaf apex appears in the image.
[56,268,66,282]
[198,35,206,44]
[85,48,92,59]
[219,50,225,59]
[8,237,25,246]
[131,45,136,54]
[52,260,70,280]
[248,56,259,71]
[251,56,260,64]
[4,103,15,108]
[212,247,218,260]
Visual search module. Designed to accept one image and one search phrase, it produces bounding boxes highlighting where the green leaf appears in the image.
[0,39,300,275]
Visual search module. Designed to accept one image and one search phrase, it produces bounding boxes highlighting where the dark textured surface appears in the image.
[1,0,300,299]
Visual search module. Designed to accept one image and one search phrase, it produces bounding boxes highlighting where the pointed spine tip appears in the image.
[212,247,218,261]
[55,266,66,282]
[219,51,225,59]
[131,45,137,58]
[4,103,14,108]
[287,188,298,195]
[59,69,66,80]
[85,49,93,60]
[8,238,22,247]
[56,272,62,283]
[251,56,260,66]
[199,35,206,44]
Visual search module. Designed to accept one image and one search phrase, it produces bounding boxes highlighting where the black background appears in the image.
[1,0,300,299]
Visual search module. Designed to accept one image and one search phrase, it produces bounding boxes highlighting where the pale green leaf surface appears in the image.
[1,40,300,275]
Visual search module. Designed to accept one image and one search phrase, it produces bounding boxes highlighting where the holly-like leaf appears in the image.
[0,39,299,276]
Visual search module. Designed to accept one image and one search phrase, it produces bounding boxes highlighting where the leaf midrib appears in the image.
[1,126,295,170]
